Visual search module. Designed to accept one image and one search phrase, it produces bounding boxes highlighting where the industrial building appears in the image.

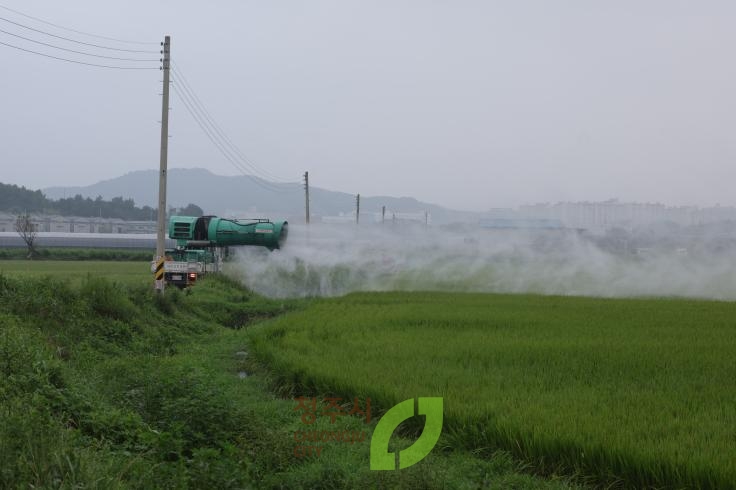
[0,212,156,234]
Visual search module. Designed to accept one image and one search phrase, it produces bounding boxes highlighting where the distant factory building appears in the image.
[321,211,431,225]
[0,212,156,234]
[479,218,565,229]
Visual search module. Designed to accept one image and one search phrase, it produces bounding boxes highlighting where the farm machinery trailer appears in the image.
[156,215,288,287]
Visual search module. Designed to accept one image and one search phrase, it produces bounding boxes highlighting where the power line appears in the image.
[171,62,300,185]
[0,27,159,62]
[172,64,289,183]
[0,16,158,53]
[0,39,159,69]
[173,68,299,186]
[172,83,300,194]
[0,3,158,45]
[173,86,297,193]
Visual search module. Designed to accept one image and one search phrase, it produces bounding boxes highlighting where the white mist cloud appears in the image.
[228,223,736,300]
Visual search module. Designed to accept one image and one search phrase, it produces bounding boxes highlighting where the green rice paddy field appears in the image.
[3,259,734,487]
[249,292,736,489]
[0,260,150,286]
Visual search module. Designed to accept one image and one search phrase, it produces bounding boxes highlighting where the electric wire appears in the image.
[0,3,301,193]
[173,69,301,188]
[0,3,158,45]
[170,80,272,188]
[172,64,299,184]
[0,16,158,53]
[174,86,297,194]
[172,85,296,194]
[173,65,299,185]
[172,82,300,194]
[171,62,300,186]
[0,39,159,69]
[0,27,159,61]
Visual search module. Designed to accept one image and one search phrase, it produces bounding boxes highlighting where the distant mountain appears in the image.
[43,168,478,224]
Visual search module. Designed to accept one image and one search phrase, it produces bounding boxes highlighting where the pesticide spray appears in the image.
[229,223,736,300]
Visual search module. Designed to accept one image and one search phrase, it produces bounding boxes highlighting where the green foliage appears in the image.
[187,445,251,489]
[0,273,262,488]
[110,363,245,454]
[0,181,204,220]
[0,400,126,490]
[175,203,204,217]
[0,182,47,213]
[0,271,576,489]
[81,277,136,320]
[55,194,155,220]
[0,272,300,488]
[0,314,114,488]
[249,291,736,489]
[0,313,62,399]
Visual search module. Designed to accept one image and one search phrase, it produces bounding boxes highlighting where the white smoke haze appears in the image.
[228,223,736,300]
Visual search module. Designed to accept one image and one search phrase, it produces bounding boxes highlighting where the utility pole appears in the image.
[356,194,360,224]
[155,35,171,293]
[304,171,310,225]
[381,205,386,224]
[425,210,429,227]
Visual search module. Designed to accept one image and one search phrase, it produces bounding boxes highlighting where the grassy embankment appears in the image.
[248,292,736,489]
[0,262,574,489]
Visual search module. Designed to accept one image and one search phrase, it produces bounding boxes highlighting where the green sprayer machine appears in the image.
[159,215,288,287]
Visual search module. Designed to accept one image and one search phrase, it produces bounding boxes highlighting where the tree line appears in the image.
[0,182,203,220]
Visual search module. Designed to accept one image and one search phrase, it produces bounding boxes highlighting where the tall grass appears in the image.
[248,291,736,489]
[0,273,577,489]
[0,273,287,488]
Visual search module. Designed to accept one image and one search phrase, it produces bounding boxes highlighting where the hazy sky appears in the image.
[1,1,735,211]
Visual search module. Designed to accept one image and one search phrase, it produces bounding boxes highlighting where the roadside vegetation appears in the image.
[0,267,575,489]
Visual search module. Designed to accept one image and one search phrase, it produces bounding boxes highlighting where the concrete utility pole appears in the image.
[425,210,429,226]
[304,171,310,225]
[381,205,386,224]
[155,35,171,293]
[356,194,360,224]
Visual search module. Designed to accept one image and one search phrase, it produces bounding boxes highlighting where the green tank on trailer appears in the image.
[163,215,288,288]
[168,215,288,250]
[207,216,288,249]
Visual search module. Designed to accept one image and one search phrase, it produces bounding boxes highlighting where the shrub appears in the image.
[80,277,135,320]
